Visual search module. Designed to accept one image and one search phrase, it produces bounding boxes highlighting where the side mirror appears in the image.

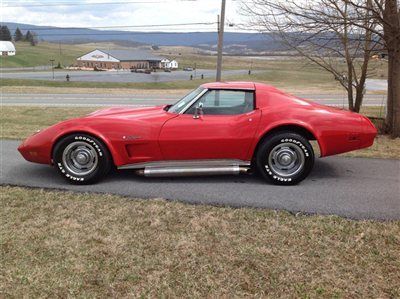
[193,103,204,119]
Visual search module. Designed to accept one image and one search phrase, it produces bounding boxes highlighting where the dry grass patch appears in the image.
[0,86,188,95]
[0,106,97,139]
[1,186,399,298]
[341,135,400,159]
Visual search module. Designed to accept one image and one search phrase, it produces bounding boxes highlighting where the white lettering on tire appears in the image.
[57,162,84,181]
[74,136,103,157]
[266,138,308,182]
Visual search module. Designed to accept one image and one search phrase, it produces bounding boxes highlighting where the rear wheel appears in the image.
[256,132,314,185]
[53,134,112,184]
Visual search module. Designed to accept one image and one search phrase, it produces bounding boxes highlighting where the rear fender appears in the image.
[249,120,324,160]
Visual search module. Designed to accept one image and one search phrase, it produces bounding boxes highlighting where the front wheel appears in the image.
[256,132,314,185]
[53,134,112,184]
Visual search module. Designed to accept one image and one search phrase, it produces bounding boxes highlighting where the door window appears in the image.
[186,90,254,115]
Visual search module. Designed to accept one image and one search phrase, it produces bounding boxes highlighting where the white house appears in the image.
[168,60,179,69]
[161,58,179,69]
[0,41,16,56]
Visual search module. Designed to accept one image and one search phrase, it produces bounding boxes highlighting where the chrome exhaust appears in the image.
[136,166,249,177]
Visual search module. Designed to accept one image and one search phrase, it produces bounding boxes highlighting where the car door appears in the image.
[159,89,261,161]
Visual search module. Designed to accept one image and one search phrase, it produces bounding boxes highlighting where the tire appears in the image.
[53,133,112,184]
[256,132,314,185]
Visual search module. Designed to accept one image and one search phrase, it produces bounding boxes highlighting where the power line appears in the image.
[10,22,218,31]
[2,0,197,8]
[28,29,218,36]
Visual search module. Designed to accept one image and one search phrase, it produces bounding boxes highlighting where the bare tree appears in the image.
[346,0,399,136]
[242,0,379,112]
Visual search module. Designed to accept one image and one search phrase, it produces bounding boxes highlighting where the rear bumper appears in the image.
[319,115,377,157]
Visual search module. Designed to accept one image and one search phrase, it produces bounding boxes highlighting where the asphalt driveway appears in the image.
[1,140,399,220]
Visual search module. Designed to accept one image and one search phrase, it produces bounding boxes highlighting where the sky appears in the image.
[1,0,249,32]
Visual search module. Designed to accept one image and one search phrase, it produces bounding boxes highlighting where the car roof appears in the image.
[201,81,256,90]
[201,81,281,93]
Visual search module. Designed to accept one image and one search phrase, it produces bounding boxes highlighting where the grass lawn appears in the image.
[0,42,126,68]
[0,45,346,92]
[0,65,342,92]
[1,106,398,159]
[1,186,399,297]
[0,42,83,68]
[0,42,387,94]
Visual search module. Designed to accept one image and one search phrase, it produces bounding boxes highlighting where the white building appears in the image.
[0,41,16,56]
[161,58,179,69]
[76,49,165,70]
[168,60,179,69]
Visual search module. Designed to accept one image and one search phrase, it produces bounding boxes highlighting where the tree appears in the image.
[347,0,400,137]
[24,30,32,42]
[242,0,379,112]
[24,30,38,46]
[30,32,38,46]
[0,25,12,41]
[14,28,23,42]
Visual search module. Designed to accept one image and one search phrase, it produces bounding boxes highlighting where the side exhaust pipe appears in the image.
[136,166,250,177]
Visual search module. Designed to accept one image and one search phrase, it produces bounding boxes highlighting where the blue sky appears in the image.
[1,0,247,31]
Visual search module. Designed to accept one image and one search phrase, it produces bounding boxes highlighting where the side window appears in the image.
[186,90,254,115]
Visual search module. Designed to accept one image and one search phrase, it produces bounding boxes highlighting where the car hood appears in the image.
[86,105,171,120]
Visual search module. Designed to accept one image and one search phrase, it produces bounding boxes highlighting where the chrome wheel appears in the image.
[268,142,305,178]
[62,141,98,176]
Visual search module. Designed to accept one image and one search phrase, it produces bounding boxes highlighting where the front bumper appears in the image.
[18,137,52,165]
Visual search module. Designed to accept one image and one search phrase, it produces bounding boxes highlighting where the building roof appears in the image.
[0,41,16,52]
[98,49,164,61]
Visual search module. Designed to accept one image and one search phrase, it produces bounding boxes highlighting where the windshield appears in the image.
[168,87,204,114]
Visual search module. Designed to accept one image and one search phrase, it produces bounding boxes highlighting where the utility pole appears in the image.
[216,0,226,82]
[50,59,55,80]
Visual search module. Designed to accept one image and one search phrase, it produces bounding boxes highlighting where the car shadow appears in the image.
[104,158,338,185]
[5,157,338,187]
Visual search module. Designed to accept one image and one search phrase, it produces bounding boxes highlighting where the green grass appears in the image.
[0,42,95,68]
[1,186,399,298]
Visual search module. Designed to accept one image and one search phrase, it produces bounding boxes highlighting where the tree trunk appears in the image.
[383,0,400,137]
[387,50,400,137]
[354,86,364,112]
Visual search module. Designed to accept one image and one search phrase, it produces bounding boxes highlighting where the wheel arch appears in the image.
[251,124,321,161]
[51,130,118,166]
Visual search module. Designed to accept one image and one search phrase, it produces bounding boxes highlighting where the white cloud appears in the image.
[1,0,248,31]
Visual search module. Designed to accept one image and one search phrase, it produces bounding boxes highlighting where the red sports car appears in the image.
[18,82,377,185]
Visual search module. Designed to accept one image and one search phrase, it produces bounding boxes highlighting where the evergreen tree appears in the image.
[0,26,12,41]
[24,30,38,45]
[30,32,38,46]
[14,28,23,41]
[24,30,32,42]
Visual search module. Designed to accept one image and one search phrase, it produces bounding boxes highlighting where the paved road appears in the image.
[1,140,399,220]
[366,79,388,91]
[0,65,52,72]
[1,93,387,107]
[1,69,255,83]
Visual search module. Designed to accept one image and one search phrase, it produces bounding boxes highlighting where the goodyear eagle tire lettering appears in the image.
[256,132,315,185]
[53,133,112,185]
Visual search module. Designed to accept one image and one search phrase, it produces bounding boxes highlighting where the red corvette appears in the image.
[18,82,377,185]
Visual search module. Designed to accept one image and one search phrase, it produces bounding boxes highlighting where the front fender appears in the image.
[51,125,124,166]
